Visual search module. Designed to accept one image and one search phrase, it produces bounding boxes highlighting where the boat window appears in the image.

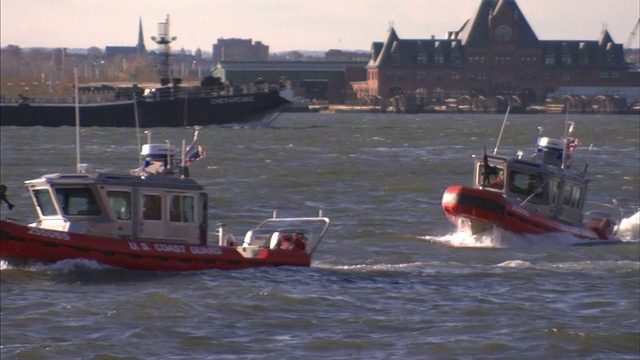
[477,163,505,190]
[508,171,543,199]
[550,179,560,204]
[142,194,162,220]
[169,194,195,223]
[563,184,582,208]
[107,191,131,220]
[54,187,102,216]
[571,187,582,208]
[32,188,58,216]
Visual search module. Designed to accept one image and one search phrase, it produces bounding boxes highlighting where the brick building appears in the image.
[212,38,269,64]
[353,0,634,110]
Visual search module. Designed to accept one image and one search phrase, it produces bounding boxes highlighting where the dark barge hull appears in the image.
[0,90,290,127]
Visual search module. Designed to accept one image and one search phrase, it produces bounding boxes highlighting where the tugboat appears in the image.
[441,109,622,245]
[0,128,330,271]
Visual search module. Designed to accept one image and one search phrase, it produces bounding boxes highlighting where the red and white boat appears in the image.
[0,128,330,271]
[442,113,621,245]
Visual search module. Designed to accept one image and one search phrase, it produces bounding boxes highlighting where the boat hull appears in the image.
[0,220,311,271]
[0,90,290,127]
[441,185,620,243]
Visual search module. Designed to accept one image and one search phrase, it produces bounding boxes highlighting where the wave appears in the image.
[496,259,639,272]
[315,259,639,275]
[0,258,113,272]
[424,230,589,248]
[618,211,640,240]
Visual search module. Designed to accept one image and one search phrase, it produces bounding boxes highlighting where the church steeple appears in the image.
[136,17,146,55]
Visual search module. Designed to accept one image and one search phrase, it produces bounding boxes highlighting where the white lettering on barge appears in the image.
[210,96,255,105]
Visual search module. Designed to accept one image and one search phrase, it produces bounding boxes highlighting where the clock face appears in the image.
[495,25,513,42]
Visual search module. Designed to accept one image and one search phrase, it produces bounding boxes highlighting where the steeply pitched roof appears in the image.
[598,29,615,47]
[456,0,495,47]
[456,0,538,47]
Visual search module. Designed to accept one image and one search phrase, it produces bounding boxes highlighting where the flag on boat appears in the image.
[185,144,206,165]
[566,138,581,153]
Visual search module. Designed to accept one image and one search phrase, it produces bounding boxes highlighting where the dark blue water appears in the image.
[1,113,639,359]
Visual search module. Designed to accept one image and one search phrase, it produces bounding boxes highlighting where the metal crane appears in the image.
[625,18,640,49]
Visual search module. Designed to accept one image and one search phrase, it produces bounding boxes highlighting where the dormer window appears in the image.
[605,42,616,65]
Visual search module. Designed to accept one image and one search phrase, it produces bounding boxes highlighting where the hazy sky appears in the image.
[1,0,638,53]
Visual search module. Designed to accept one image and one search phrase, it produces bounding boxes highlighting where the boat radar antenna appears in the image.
[493,102,511,155]
[74,66,81,173]
[561,100,574,170]
[150,15,177,82]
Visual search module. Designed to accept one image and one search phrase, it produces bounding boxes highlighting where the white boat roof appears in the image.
[25,172,204,191]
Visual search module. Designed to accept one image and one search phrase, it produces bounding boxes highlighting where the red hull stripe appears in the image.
[0,221,311,271]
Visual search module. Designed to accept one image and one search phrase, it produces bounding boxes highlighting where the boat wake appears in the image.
[0,258,112,272]
[618,211,640,239]
[425,230,588,248]
[425,211,640,248]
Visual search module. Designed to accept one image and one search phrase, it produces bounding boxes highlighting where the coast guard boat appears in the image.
[0,129,330,271]
[441,114,621,245]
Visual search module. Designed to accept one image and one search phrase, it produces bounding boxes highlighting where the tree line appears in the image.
[0,45,204,99]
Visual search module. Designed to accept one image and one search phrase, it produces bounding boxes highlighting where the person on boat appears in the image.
[488,170,505,189]
[276,232,307,250]
[0,184,15,210]
[289,232,307,251]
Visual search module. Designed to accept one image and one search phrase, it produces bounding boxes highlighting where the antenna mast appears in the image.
[150,15,177,82]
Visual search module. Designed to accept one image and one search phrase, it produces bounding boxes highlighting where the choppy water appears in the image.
[1,113,639,360]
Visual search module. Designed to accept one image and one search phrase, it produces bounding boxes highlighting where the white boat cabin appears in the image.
[25,172,209,244]
[473,136,590,227]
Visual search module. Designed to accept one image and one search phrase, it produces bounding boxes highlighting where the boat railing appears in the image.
[0,94,136,105]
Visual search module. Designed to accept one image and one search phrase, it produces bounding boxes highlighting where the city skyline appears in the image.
[1,0,638,53]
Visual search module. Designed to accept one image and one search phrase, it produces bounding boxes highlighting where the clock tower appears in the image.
[494,24,513,43]
[487,0,522,98]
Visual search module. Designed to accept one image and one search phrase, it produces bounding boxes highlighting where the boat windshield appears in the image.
[32,188,58,216]
[508,171,543,200]
[54,187,102,216]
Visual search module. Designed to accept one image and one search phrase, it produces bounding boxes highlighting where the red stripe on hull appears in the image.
[441,186,617,242]
[0,220,311,271]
